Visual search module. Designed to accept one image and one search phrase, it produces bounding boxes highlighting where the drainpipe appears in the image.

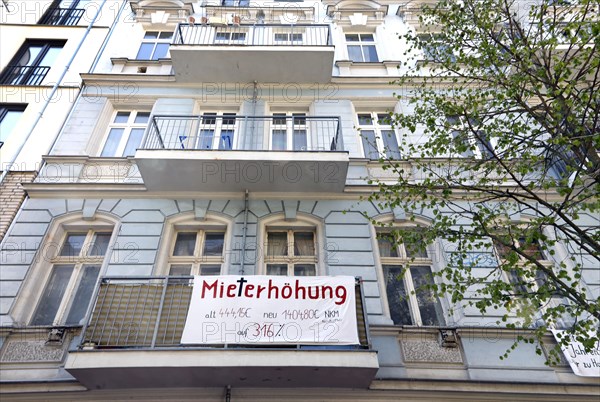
[240,190,249,275]
[0,0,109,184]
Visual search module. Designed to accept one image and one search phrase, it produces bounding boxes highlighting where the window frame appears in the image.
[0,103,27,147]
[265,229,318,276]
[447,115,496,159]
[189,111,238,150]
[374,227,445,327]
[136,31,173,60]
[0,40,65,86]
[99,110,150,157]
[357,112,401,160]
[270,112,309,151]
[345,33,379,62]
[29,228,113,326]
[167,229,227,276]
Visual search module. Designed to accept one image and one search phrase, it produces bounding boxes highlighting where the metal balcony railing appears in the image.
[0,65,51,86]
[79,276,370,349]
[39,7,85,26]
[173,23,331,46]
[142,115,343,152]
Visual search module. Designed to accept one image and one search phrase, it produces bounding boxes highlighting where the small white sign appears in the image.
[552,329,600,377]
[181,275,359,345]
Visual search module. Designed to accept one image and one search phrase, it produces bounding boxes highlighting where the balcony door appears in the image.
[196,113,237,150]
[271,113,309,151]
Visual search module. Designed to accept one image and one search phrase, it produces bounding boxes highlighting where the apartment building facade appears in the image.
[0,0,123,239]
[0,0,598,399]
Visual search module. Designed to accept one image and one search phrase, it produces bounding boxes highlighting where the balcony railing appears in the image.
[0,65,51,86]
[78,276,370,349]
[173,23,331,47]
[142,115,343,151]
[39,7,85,26]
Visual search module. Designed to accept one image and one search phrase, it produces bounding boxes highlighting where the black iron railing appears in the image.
[79,276,370,349]
[142,115,343,152]
[173,23,331,46]
[39,7,85,26]
[0,65,51,86]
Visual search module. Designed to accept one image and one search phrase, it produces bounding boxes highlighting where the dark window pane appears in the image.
[60,233,86,257]
[267,264,287,275]
[345,34,359,41]
[377,234,398,257]
[404,233,428,258]
[357,114,373,125]
[293,129,307,150]
[410,266,444,325]
[267,232,287,256]
[65,264,100,325]
[31,265,74,325]
[272,113,287,125]
[294,232,314,256]
[136,43,154,60]
[203,233,225,256]
[361,130,379,160]
[219,129,234,150]
[159,32,173,40]
[123,128,145,156]
[173,233,197,256]
[384,266,413,325]
[169,264,192,276]
[222,114,237,125]
[202,113,217,124]
[101,128,124,157]
[88,233,111,256]
[134,112,150,124]
[153,43,169,60]
[361,34,374,41]
[113,112,129,123]
[294,264,315,276]
[364,45,379,62]
[200,265,221,275]
[144,31,159,39]
[381,130,401,159]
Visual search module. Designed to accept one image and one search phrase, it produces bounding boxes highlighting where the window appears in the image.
[493,235,551,294]
[447,116,495,159]
[39,0,91,26]
[215,31,247,44]
[136,31,172,60]
[100,111,150,157]
[417,34,456,62]
[0,104,27,147]
[30,230,111,325]
[346,34,379,62]
[271,113,308,151]
[274,32,303,44]
[168,230,226,276]
[222,0,249,5]
[188,113,237,150]
[265,230,317,276]
[0,40,65,85]
[377,231,445,326]
[357,112,401,160]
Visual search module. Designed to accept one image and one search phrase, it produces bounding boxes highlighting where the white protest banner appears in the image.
[551,329,600,377]
[181,275,359,345]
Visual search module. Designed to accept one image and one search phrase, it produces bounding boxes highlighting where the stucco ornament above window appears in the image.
[130,0,195,24]
[326,0,388,27]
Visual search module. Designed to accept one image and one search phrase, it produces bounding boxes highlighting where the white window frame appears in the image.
[214,30,248,44]
[345,33,379,62]
[265,228,318,276]
[191,111,238,150]
[100,110,150,157]
[136,31,173,60]
[357,112,401,160]
[29,228,113,326]
[447,115,495,159]
[0,103,27,146]
[270,112,309,151]
[374,227,445,326]
[168,229,227,276]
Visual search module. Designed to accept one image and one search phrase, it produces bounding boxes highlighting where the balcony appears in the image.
[170,23,334,83]
[0,65,50,86]
[65,276,379,389]
[134,115,349,192]
[39,7,85,26]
